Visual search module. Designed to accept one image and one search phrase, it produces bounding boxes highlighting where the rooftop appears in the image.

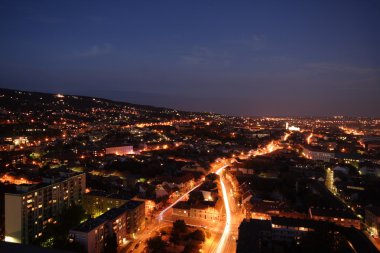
[70,218,105,233]
[173,201,190,210]
[0,242,74,253]
[97,207,126,221]
[119,200,144,210]
[271,216,333,229]
[310,207,358,219]
[366,206,380,217]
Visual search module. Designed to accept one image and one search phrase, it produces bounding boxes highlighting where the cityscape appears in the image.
[1,1,380,253]
[0,88,379,253]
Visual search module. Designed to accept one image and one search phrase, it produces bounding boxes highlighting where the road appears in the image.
[214,167,244,253]
[121,220,171,253]
[124,139,284,253]
[214,168,231,253]
[158,183,203,221]
[123,164,230,253]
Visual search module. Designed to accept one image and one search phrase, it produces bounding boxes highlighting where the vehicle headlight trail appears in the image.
[215,166,231,253]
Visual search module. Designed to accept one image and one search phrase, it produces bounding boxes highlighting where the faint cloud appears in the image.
[181,46,232,66]
[181,47,211,65]
[225,34,267,50]
[67,44,113,59]
[308,62,380,75]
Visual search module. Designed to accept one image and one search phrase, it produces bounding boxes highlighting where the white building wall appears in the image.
[4,194,22,243]
[105,146,134,155]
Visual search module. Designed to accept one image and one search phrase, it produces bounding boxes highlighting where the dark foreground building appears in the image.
[237,217,379,253]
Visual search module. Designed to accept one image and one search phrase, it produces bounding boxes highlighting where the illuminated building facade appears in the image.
[69,218,106,253]
[309,207,360,229]
[285,122,301,131]
[325,167,337,194]
[120,200,145,235]
[365,206,380,238]
[105,145,134,155]
[69,200,145,253]
[83,191,129,217]
[132,197,162,217]
[4,173,86,244]
[302,146,334,162]
[173,200,221,221]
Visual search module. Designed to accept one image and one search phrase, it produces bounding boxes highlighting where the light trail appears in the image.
[307,133,313,144]
[249,141,281,157]
[215,165,229,175]
[283,132,291,141]
[215,167,231,253]
[158,165,229,221]
[158,183,201,221]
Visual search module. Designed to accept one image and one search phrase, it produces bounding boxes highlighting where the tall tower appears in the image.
[285,122,289,130]
[325,168,336,194]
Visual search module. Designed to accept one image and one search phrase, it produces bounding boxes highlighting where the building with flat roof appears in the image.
[309,207,360,229]
[237,219,272,253]
[105,145,134,155]
[69,218,106,253]
[4,172,85,244]
[173,200,222,221]
[302,145,335,162]
[69,200,145,253]
[0,241,74,253]
[83,190,129,217]
[237,217,374,253]
[119,200,145,235]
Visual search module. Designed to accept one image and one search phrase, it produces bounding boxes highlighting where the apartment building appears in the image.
[69,200,145,253]
[4,172,86,244]
[83,191,129,217]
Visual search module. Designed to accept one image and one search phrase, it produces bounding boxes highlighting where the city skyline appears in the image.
[1,88,380,253]
[1,1,380,253]
[1,0,380,116]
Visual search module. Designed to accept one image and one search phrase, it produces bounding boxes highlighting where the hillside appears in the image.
[0,88,206,138]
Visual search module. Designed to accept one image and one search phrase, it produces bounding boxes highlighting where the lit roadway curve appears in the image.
[149,165,230,253]
[158,165,229,221]
[215,166,231,253]
[212,140,283,253]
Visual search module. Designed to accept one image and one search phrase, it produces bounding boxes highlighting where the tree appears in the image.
[170,220,188,245]
[206,173,217,182]
[169,232,180,245]
[188,230,205,242]
[60,203,88,230]
[182,241,200,253]
[34,203,88,251]
[172,220,187,234]
[147,236,166,253]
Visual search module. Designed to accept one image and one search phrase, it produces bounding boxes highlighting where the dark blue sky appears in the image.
[1,0,379,116]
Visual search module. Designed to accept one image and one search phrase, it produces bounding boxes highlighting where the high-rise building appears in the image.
[325,167,336,194]
[4,172,86,244]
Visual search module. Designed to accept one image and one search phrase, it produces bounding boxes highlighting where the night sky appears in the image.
[1,0,379,116]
